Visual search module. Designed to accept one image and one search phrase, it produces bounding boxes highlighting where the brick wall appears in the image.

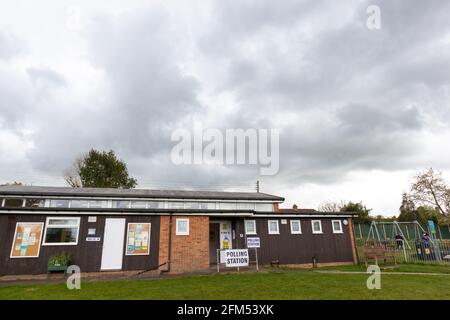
[159,215,210,273]
[158,216,170,272]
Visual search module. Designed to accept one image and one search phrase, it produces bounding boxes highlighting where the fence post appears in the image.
[402,240,408,262]
[255,248,259,271]
[217,249,220,273]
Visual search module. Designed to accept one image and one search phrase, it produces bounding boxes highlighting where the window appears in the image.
[237,203,255,210]
[290,220,302,234]
[49,199,70,208]
[3,198,24,207]
[311,220,323,234]
[176,218,189,236]
[148,201,164,209]
[332,220,343,234]
[268,220,279,235]
[89,200,107,208]
[245,220,257,235]
[184,202,200,210]
[71,200,89,208]
[170,202,185,209]
[25,199,45,208]
[219,202,237,210]
[199,202,216,210]
[255,203,274,212]
[113,200,130,209]
[130,201,147,209]
[43,217,80,245]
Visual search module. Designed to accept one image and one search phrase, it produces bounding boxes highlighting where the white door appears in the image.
[101,218,126,270]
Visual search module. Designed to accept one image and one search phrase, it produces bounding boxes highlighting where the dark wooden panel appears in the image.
[235,218,354,265]
[0,214,160,275]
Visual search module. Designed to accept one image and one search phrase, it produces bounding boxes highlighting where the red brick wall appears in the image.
[159,216,210,273]
[158,216,170,272]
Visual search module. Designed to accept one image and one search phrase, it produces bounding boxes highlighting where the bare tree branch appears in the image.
[409,168,450,217]
[63,155,84,188]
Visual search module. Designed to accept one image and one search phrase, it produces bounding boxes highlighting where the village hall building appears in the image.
[0,185,358,275]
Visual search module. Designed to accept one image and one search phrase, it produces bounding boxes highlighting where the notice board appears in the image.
[10,222,44,258]
[126,223,151,255]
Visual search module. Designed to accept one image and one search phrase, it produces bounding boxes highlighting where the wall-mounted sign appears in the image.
[88,216,97,223]
[126,223,151,255]
[225,249,249,267]
[10,222,44,258]
[281,219,288,225]
[247,237,260,248]
[86,237,101,242]
[88,228,96,235]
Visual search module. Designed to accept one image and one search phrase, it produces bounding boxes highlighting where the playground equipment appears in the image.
[366,221,428,249]
[365,221,450,263]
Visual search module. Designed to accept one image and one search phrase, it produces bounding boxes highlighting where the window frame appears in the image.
[311,220,323,234]
[244,220,257,235]
[332,220,343,234]
[290,220,302,234]
[175,218,190,236]
[42,217,81,246]
[268,220,280,235]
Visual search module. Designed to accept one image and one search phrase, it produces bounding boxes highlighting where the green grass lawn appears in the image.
[0,265,449,300]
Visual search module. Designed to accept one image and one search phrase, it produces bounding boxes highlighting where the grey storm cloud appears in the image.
[83,8,201,158]
[0,0,449,212]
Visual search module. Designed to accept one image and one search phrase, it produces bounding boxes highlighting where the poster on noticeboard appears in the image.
[10,222,44,258]
[126,223,151,256]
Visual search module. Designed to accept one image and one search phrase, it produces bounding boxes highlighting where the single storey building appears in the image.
[0,185,358,275]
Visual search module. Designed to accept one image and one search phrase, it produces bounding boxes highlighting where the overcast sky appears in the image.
[1,0,450,215]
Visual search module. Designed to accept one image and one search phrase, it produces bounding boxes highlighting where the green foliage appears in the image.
[341,201,372,224]
[48,252,71,267]
[78,149,137,189]
[417,206,442,225]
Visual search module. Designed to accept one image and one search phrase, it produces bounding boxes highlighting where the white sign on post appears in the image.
[225,249,249,267]
[247,237,260,248]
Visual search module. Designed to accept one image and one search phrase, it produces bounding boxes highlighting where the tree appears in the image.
[64,149,137,189]
[416,206,442,226]
[398,193,418,222]
[64,155,83,188]
[318,200,346,212]
[409,168,449,217]
[341,201,372,224]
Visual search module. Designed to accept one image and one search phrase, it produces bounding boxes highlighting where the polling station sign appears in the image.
[225,249,249,267]
[246,237,260,248]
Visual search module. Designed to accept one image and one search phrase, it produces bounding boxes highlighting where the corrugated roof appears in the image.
[0,185,284,201]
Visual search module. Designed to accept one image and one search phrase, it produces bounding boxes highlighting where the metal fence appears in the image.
[354,223,450,240]
[357,238,450,265]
